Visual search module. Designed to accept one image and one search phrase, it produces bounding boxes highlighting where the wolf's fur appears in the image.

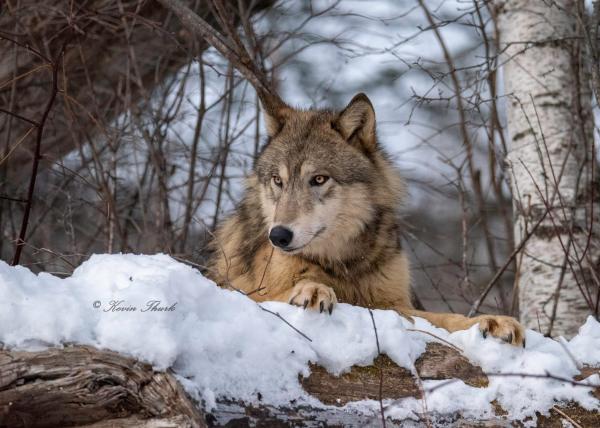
[207,93,524,346]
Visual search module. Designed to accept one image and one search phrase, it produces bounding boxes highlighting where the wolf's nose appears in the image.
[269,226,294,248]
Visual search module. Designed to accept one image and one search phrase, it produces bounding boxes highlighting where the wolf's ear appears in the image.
[335,93,376,150]
[262,102,291,137]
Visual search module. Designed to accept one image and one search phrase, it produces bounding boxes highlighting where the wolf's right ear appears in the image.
[335,93,376,151]
[262,101,291,137]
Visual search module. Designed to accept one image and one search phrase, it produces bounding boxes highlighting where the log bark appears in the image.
[300,342,488,406]
[0,345,206,428]
[499,0,600,337]
[1,344,598,427]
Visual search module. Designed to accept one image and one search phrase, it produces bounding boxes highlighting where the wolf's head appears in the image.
[254,93,404,261]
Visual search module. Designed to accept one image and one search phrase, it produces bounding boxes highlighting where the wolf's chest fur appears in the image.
[208,179,412,310]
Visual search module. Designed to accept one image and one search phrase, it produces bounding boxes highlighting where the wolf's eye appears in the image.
[272,174,282,187]
[310,175,329,186]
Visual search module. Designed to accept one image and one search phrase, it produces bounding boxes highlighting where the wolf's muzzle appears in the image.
[269,226,294,249]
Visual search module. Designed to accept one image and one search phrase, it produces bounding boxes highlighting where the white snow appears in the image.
[1,254,598,425]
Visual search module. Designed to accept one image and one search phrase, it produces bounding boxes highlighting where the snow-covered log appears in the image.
[301,342,488,405]
[1,255,599,427]
[1,343,598,427]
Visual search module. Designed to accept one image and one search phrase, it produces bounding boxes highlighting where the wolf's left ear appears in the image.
[262,101,291,138]
[335,93,376,150]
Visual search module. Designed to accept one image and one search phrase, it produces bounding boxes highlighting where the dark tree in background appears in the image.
[1,0,271,260]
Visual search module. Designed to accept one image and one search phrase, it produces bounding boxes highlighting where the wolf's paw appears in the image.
[477,315,525,347]
[289,281,337,314]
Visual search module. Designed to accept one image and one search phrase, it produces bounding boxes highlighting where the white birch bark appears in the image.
[499,0,599,337]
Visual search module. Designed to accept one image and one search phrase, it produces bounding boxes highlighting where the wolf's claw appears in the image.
[288,281,337,314]
[477,315,525,346]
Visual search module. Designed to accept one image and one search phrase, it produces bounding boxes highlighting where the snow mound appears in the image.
[0,254,598,424]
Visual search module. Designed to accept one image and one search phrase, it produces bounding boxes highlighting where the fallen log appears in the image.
[0,344,598,427]
[0,346,206,428]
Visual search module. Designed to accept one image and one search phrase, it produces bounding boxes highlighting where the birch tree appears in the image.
[500,0,599,337]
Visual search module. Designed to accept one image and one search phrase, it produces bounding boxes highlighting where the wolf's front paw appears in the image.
[289,281,337,314]
[477,315,525,347]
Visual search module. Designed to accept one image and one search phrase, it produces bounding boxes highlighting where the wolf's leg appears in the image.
[404,309,525,347]
[283,279,337,314]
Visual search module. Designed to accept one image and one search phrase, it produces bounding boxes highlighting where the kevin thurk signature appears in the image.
[100,300,177,313]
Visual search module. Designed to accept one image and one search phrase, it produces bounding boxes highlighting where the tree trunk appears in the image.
[499,0,600,337]
[1,344,598,427]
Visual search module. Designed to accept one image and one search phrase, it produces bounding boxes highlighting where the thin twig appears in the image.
[259,305,312,342]
[0,108,40,127]
[406,329,463,354]
[467,209,550,317]
[369,309,386,428]
[551,405,584,428]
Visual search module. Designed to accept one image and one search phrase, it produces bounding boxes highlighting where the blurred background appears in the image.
[0,0,562,317]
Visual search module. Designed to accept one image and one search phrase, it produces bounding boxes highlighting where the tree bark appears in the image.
[1,344,597,427]
[499,0,600,337]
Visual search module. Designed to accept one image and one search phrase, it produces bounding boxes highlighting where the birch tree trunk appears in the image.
[499,0,600,337]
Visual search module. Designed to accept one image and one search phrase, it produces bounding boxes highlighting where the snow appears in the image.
[1,254,599,425]
[568,317,600,366]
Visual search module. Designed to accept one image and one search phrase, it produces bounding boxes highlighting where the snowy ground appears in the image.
[1,254,599,425]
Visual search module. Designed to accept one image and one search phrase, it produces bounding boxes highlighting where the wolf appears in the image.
[207,93,524,346]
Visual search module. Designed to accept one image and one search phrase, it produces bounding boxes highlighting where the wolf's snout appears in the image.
[269,226,294,249]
